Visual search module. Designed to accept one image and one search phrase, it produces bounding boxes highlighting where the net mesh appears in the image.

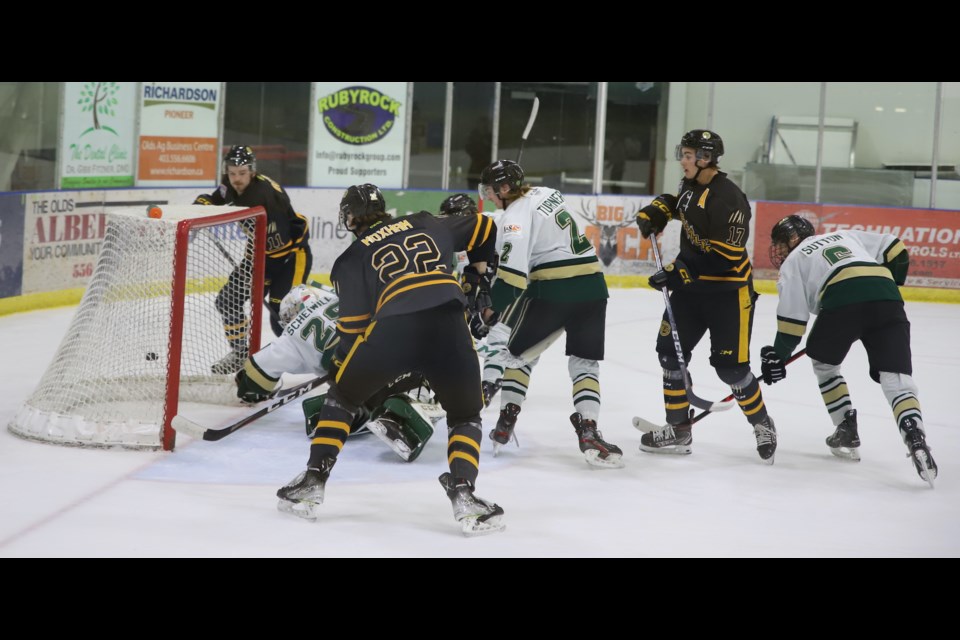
[9,206,262,450]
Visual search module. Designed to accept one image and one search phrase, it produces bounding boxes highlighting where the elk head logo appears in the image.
[577,199,638,266]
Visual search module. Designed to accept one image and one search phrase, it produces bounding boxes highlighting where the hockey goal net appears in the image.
[8,205,267,451]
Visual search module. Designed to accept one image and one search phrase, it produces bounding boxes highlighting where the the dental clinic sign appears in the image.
[59,82,137,189]
[308,82,408,188]
[136,82,223,187]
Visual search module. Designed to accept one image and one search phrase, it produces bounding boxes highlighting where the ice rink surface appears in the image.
[1,287,957,557]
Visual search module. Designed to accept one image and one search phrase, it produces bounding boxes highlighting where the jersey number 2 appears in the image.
[556,209,592,254]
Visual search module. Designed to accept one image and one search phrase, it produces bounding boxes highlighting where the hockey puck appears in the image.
[146,352,158,361]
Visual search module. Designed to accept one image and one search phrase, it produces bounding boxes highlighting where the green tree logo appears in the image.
[78,82,120,136]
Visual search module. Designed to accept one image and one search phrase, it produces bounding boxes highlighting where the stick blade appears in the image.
[632,416,665,432]
[688,390,736,413]
[706,397,736,412]
[171,415,207,440]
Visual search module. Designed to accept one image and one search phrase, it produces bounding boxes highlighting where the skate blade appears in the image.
[460,514,506,537]
[367,421,413,461]
[829,446,861,462]
[759,454,775,466]
[277,499,320,521]
[488,431,518,456]
[583,449,625,469]
[911,450,937,489]
[638,443,692,455]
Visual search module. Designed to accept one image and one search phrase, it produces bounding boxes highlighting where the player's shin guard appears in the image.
[569,356,600,422]
[307,386,357,468]
[728,371,776,464]
[813,360,853,427]
[447,418,482,485]
[662,367,690,426]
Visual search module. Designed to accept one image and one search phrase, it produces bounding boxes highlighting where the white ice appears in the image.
[1,288,957,557]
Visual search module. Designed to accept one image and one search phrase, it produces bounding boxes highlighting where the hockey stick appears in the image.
[516,95,539,165]
[632,349,808,432]
[172,373,332,441]
[202,228,239,269]
[479,95,539,213]
[650,239,735,412]
[205,226,286,330]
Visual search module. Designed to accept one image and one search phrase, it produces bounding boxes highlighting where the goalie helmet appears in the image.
[675,129,724,166]
[769,214,816,269]
[223,145,257,174]
[478,159,524,201]
[340,183,389,233]
[279,284,329,328]
[439,193,479,217]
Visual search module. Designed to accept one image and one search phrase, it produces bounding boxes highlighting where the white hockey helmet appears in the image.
[279,284,327,328]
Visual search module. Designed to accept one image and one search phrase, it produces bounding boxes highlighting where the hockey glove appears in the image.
[193,195,215,206]
[235,369,275,404]
[461,265,493,314]
[636,194,677,238]
[760,346,787,385]
[469,308,501,340]
[469,312,490,339]
[648,259,693,291]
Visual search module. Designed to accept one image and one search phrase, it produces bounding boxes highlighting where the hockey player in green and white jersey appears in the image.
[476,159,623,468]
[234,284,437,462]
[762,214,937,487]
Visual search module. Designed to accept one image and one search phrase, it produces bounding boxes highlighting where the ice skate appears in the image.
[570,413,624,468]
[753,415,777,464]
[826,409,860,461]
[481,379,502,409]
[366,412,416,461]
[211,348,247,375]
[901,419,937,489]
[276,457,335,520]
[438,472,505,537]
[489,403,520,456]
[639,422,692,455]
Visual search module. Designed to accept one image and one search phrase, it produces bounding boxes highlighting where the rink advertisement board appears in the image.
[307,83,408,189]
[19,188,960,299]
[0,194,24,297]
[136,82,223,187]
[754,202,960,288]
[19,189,201,295]
[59,82,137,189]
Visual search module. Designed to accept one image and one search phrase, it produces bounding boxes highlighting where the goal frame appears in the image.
[163,206,267,450]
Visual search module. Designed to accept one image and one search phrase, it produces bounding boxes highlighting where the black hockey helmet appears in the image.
[769,214,816,268]
[439,193,479,217]
[675,130,724,166]
[340,183,388,233]
[223,145,257,174]
[478,159,524,201]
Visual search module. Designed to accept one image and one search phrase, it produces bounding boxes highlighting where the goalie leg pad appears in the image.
[373,395,435,462]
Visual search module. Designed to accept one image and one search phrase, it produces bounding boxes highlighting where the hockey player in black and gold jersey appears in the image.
[635,130,777,463]
[195,145,312,374]
[276,184,506,536]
